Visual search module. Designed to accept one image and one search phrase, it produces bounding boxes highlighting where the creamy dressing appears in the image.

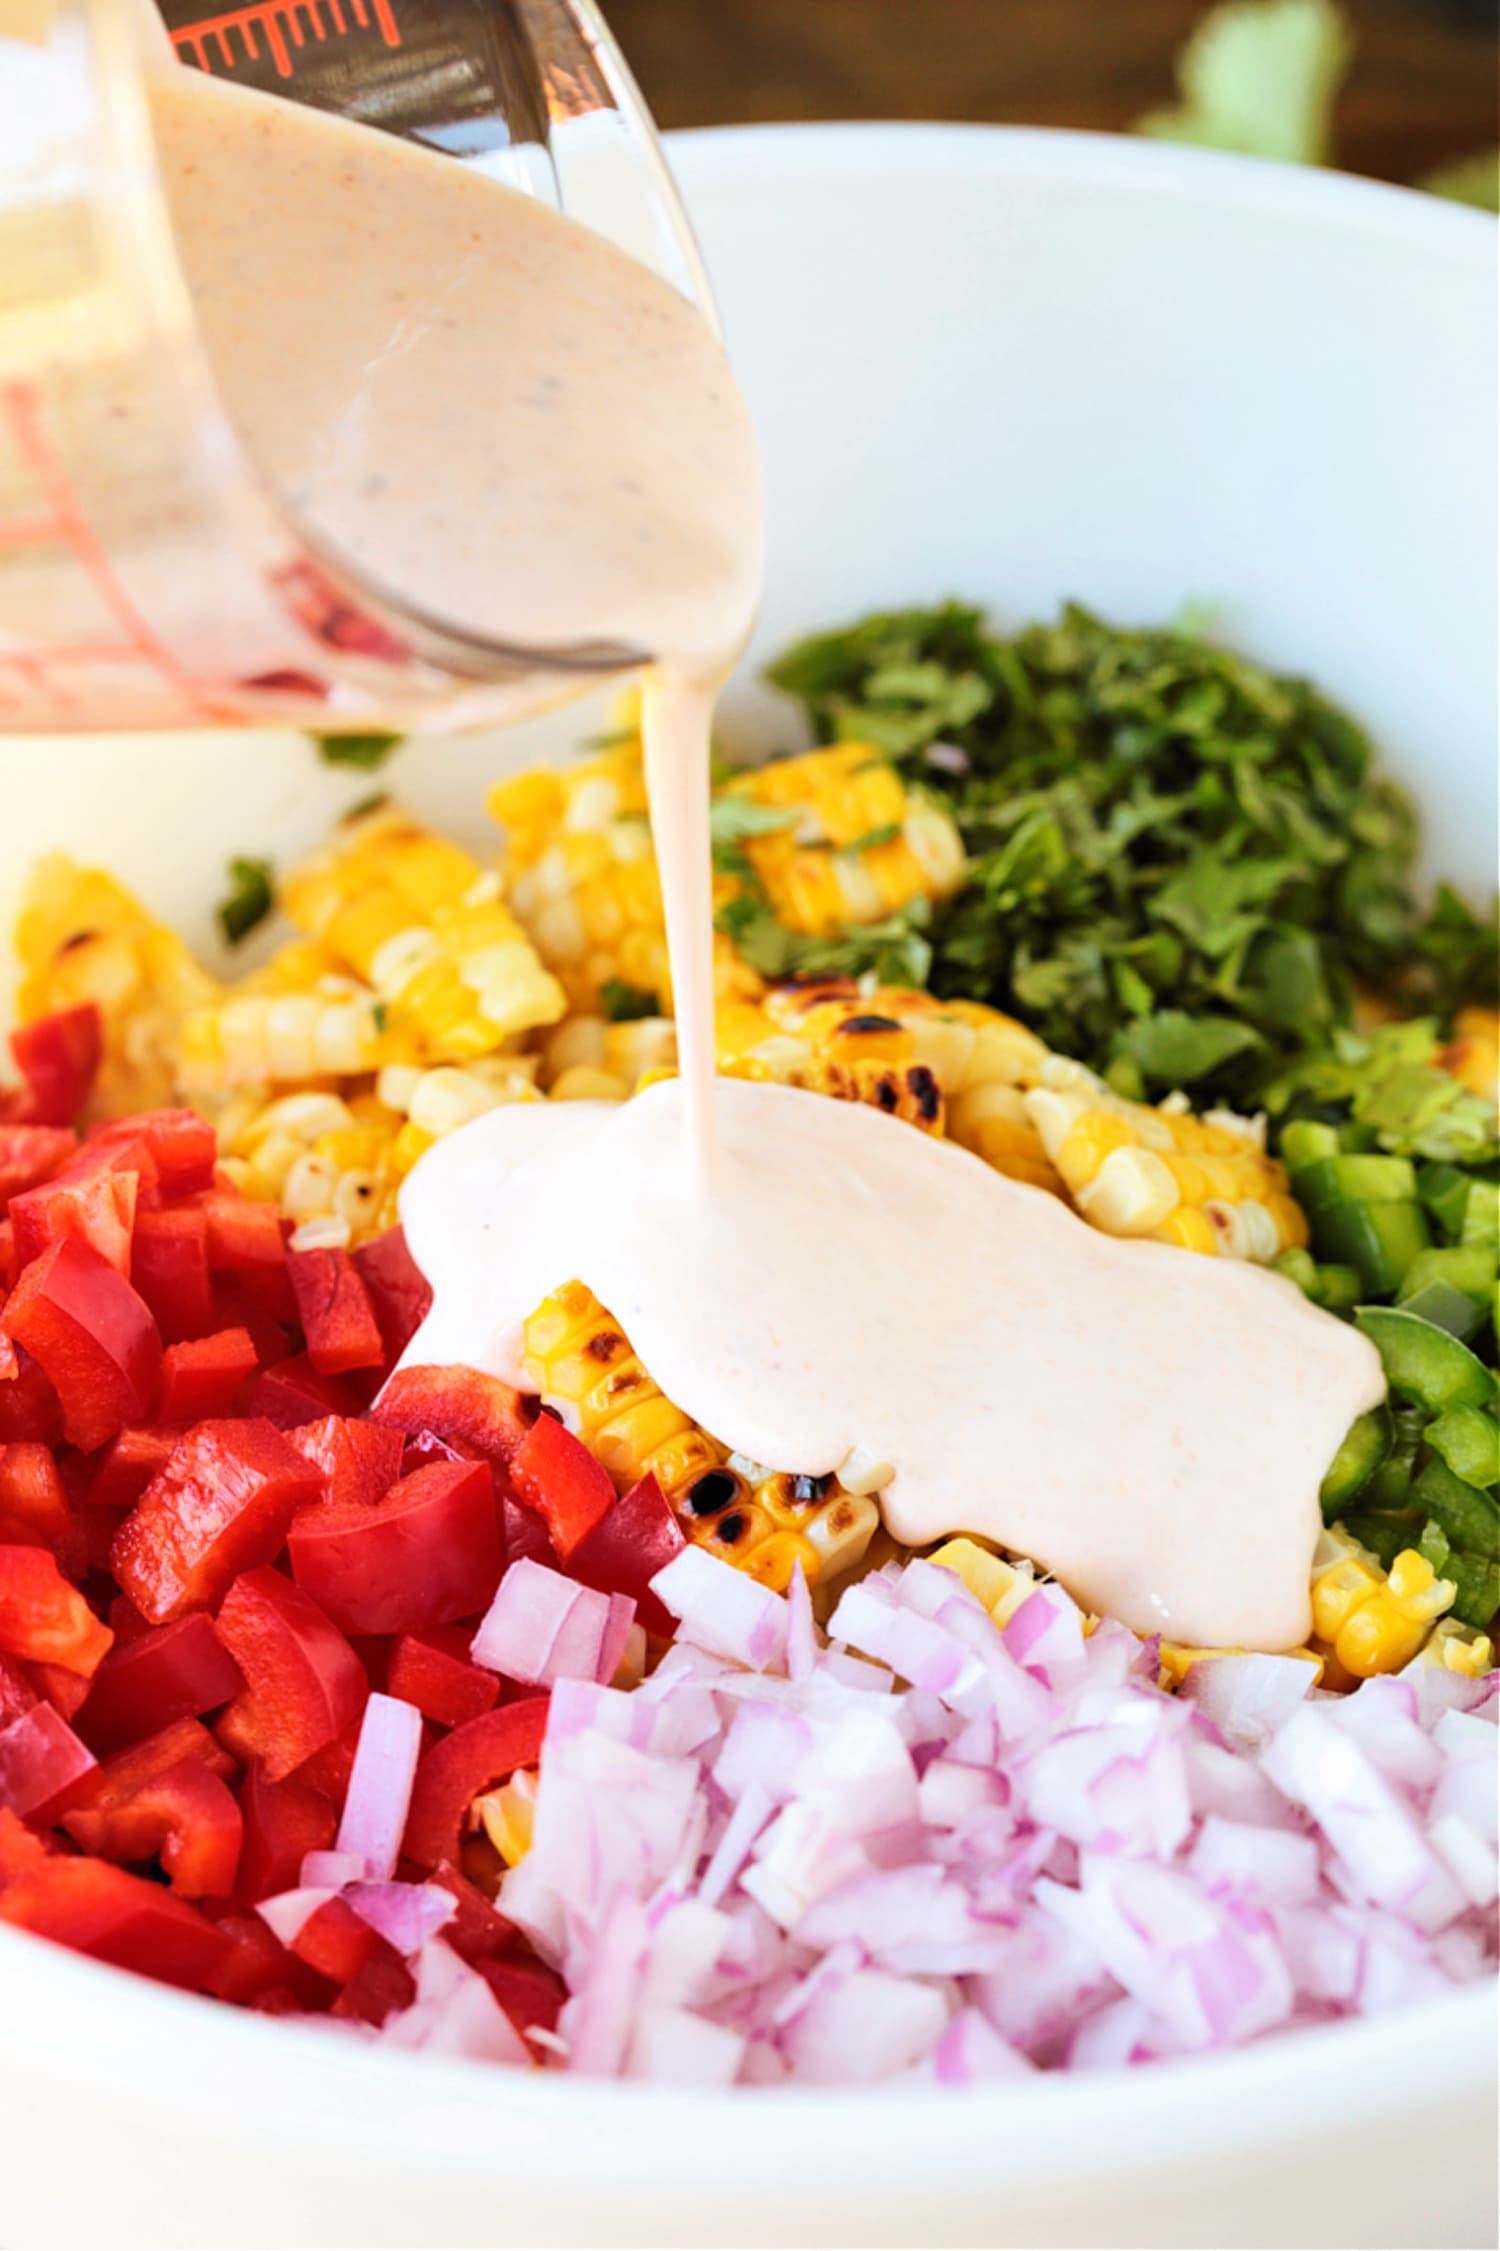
[152,68,1385,1645]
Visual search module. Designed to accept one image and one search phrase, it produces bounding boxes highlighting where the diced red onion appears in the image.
[301,1849,372,1889]
[347,1880,455,1957]
[649,1548,787,1671]
[335,1692,423,1883]
[473,1559,633,1688]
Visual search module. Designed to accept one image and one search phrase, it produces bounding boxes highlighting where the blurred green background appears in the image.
[609,0,1498,193]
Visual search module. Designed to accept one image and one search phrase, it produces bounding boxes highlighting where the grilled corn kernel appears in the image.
[1311,1529,1457,1679]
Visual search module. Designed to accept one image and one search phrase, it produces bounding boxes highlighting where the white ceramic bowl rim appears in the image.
[1,121,1493,2187]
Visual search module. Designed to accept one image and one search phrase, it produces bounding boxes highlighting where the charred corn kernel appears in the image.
[1310,1528,1456,1679]
[14,855,221,1116]
[928,1537,1038,1627]
[1026,1071,1303,1261]
[1438,1006,1500,1102]
[1412,1616,1495,1678]
[522,1280,877,1590]
[283,802,565,1058]
[477,1769,538,1867]
[715,742,967,934]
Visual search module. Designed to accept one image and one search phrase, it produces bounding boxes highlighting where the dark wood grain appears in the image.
[608,0,1498,186]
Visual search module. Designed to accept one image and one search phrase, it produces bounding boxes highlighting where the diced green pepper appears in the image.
[1426,1405,1500,1491]
[1461,1178,1499,1253]
[1319,1406,1392,1518]
[1412,1454,1500,1559]
[1397,1243,1496,1311]
[1314,1201,1430,1296]
[1363,1405,1425,1512]
[1417,1161,1474,1241]
[1396,1279,1487,1344]
[1293,1154,1419,1213]
[1273,1247,1320,1299]
[1315,1264,1364,1315]
[1280,1119,1341,1172]
[1355,1306,1497,1414]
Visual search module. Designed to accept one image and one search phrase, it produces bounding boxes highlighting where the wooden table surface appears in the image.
[608,0,1497,187]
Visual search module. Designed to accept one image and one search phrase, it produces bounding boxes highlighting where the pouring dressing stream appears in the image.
[151,67,1384,1647]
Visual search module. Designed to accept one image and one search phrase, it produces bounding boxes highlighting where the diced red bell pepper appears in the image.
[251,1353,360,1431]
[285,1415,405,1512]
[330,1942,416,2027]
[387,1626,500,1731]
[9,1006,102,1129]
[476,1953,566,2050]
[1,1237,161,1451]
[29,1661,93,1721]
[0,1442,74,1561]
[63,1751,242,1896]
[11,1140,146,1278]
[197,1193,296,1320]
[0,1702,97,1823]
[370,1364,534,1467]
[286,1248,384,1378]
[352,1227,433,1372]
[0,1357,63,1446]
[402,1697,549,1870]
[75,1613,245,1755]
[235,1758,336,1904]
[88,1425,182,1514]
[130,1206,215,1345]
[107,1594,151,1644]
[0,1850,231,1989]
[286,1457,502,1637]
[286,1712,362,1805]
[509,1411,615,1561]
[0,1650,38,1729]
[0,1126,77,1209]
[566,1471,686,1638]
[499,1490,560,1574]
[157,1327,259,1422]
[288,1892,380,1985]
[211,1280,293,1373]
[426,1857,517,1963]
[70,1713,234,1800]
[110,1417,322,1625]
[214,1567,367,1782]
[91,1109,216,1198]
[0,1545,112,1676]
[205,1910,308,2007]
[0,1801,49,1878]
[0,1219,14,1293]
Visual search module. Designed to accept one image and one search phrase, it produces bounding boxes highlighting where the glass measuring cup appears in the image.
[0,0,722,734]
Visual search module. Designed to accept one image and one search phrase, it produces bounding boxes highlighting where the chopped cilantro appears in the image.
[217,856,275,947]
[599,978,661,1022]
[1268,1021,1500,1164]
[313,731,404,772]
[708,795,802,877]
[839,823,902,857]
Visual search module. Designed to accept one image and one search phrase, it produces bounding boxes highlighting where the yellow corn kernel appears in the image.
[477,1769,538,1867]
[929,1537,1038,1627]
[1055,1111,1137,1192]
[1311,1530,1457,1680]
[1438,1007,1499,1102]
[1153,1208,1220,1256]
[1416,1617,1495,1678]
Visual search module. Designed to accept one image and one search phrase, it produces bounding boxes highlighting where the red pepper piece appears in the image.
[198,1193,296,1321]
[11,1140,147,1278]
[0,1545,112,1676]
[0,1701,97,1823]
[330,1941,416,2027]
[509,1411,615,1561]
[0,1219,14,1293]
[0,1801,48,1878]
[565,1470,686,1638]
[215,1567,367,1781]
[110,1417,322,1625]
[476,1953,566,2050]
[426,1857,517,1963]
[130,1206,215,1344]
[285,1415,405,1512]
[387,1626,500,1731]
[289,1892,379,1984]
[0,1442,74,1560]
[157,1327,259,1422]
[286,1457,502,1637]
[1,1237,161,1451]
[286,1712,362,1805]
[235,1758,336,1904]
[63,1752,242,1896]
[402,1696,549,1870]
[370,1363,533,1467]
[286,1247,384,1377]
[499,1490,560,1574]
[352,1226,433,1371]
[0,1851,231,1989]
[90,1109,216,1198]
[107,1593,151,1644]
[29,1661,92,1722]
[0,1126,77,1208]
[0,1357,63,1446]
[0,1650,38,1729]
[205,1910,309,2006]
[87,1425,182,1514]
[70,1713,234,1801]
[75,1613,244,1755]
[9,1006,102,1129]
[251,1352,361,1431]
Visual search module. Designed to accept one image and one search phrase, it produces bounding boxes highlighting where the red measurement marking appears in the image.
[0,382,228,723]
[172,0,400,78]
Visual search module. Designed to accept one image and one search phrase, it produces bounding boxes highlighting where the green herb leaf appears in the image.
[1268,1021,1500,1163]
[314,731,405,773]
[1135,0,1352,166]
[599,978,661,1023]
[1114,1010,1265,1088]
[839,823,902,857]
[217,856,276,947]
[709,795,804,877]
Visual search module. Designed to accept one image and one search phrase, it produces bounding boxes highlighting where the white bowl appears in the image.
[0,124,1494,2251]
